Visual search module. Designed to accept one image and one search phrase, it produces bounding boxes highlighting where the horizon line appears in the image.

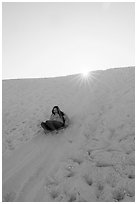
[2,66,135,81]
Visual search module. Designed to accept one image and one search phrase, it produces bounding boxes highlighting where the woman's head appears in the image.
[52,106,60,115]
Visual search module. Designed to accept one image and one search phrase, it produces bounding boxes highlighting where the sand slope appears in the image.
[2,67,135,202]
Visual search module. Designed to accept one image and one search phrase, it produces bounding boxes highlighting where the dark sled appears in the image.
[41,122,67,134]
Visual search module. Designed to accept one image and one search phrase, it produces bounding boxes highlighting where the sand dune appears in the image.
[2,67,135,202]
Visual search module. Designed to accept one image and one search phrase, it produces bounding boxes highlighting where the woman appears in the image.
[41,106,69,132]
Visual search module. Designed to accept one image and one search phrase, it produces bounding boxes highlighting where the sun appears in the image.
[71,68,97,88]
[81,68,91,78]
[82,70,90,78]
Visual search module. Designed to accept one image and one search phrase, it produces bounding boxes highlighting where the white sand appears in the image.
[2,67,135,202]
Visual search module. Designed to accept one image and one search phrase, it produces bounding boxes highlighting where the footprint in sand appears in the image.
[112,187,125,202]
[83,174,93,186]
[3,191,16,202]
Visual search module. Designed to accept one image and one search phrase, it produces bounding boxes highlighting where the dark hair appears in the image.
[52,106,60,115]
[52,106,65,125]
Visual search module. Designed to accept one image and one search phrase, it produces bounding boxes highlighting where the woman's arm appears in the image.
[50,114,63,123]
[50,114,54,120]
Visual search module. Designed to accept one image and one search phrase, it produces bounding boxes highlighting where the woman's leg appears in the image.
[52,121,64,130]
[41,121,54,131]
[44,121,55,131]
[45,120,63,131]
[41,122,49,131]
[41,121,63,131]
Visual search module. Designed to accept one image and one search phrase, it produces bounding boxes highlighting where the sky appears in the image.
[2,2,135,79]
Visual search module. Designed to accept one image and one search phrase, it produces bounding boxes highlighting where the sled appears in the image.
[41,122,66,135]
